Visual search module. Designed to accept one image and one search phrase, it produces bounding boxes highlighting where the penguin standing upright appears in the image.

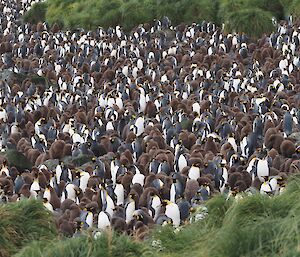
[162,200,181,227]
[188,163,201,180]
[170,173,185,203]
[177,197,191,223]
[148,193,161,220]
[256,157,270,182]
[43,198,54,212]
[114,182,125,206]
[80,209,94,228]
[78,170,90,193]
[125,192,138,223]
[132,166,145,186]
[174,143,189,173]
[30,174,41,197]
[283,111,293,137]
[61,184,81,204]
[97,211,111,231]
[100,184,115,217]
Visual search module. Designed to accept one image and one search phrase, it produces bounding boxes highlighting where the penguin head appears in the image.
[75,188,82,196]
[133,209,145,222]
[239,157,247,165]
[220,159,227,167]
[99,182,106,190]
[193,162,201,168]
[261,176,269,182]
[42,197,49,203]
[165,218,173,226]
[75,170,81,178]
[75,220,84,230]
[232,180,247,194]
[231,154,239,163]
[161,199,171,206]
[277,175,286,186]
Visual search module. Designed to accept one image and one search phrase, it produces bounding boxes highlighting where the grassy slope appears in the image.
[0,199,57,257]
[3,175,300,257]
[23,0,287,39]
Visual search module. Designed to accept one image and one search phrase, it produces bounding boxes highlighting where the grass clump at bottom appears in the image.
[9,177,300,257]
[15,231,154,257]
[0,199,57,257]
[146,176,300,257]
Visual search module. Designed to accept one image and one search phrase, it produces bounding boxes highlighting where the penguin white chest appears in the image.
[126,201,135,223]
[98,211,110,230]
[86,212,94,227]
[178,154,188,172]
[79,173,90,193]
[114,184,124,206]
[105,195,115,217]
[188,166,201,180]
[151,196,161,219]
[55,165,62,184]
[43,189,51,201]
[132,173,145,186]
[257,159,269,181]
[30,179,40,192]
[170,184,176,203]
[43,202,54,212]
[65,184,76,202]
[165,203,180,227]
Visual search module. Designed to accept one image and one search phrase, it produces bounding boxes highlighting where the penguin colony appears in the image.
[0,0,299,239]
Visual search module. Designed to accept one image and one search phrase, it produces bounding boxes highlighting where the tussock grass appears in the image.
[146,176,300,257]
[15,231,154,257]
[23,0,288,39]
[2,149,32,171]
[5,178,300,257]
[0,199,57,257]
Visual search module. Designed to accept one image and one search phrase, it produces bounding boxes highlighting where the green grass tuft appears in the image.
[0,199,57,257]
[21,0,291,39]
[7,177,300,256]
[23,2,48,24]
[2,149,33,171]
[15,231,154,257]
